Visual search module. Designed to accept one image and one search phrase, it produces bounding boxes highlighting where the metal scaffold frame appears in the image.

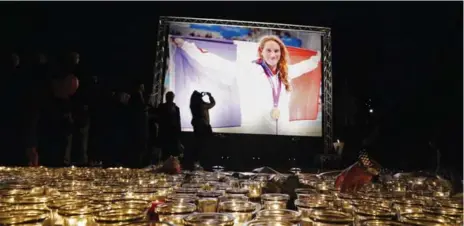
[153,16,333,154]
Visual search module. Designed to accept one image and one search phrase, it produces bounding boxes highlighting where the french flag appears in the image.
[287,47,322,121]
[173,37,242,129]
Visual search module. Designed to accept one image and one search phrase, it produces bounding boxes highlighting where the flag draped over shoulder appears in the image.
[172,37,242,129]
[287,47,322,121]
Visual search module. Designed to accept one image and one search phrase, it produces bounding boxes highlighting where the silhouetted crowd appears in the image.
[0,52,213,169]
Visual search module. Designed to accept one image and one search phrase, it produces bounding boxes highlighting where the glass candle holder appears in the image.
[436,199,463,210]
[240,181,262,199]
[166,194,198,204]
[244,220,295,226]
[261,193,290,210]
[391,199,424,219]
[58,203,104,226]
[301,209,353,226]
[353,205,395,224]
[155,202,196,226]
[399,213,453,225]
[298,194,335,204]
[333,198,353,213]
[218,201,260,225]
[197,198,218,213]
[93,208,147,225]
[359,219,406,226]
[351,199,391,209]
[227,179,240,188]
[110,199,151,212]
[255,209,301,225]
[315,182,334,194]
[225,188,248,196]
[130,188,158,200]
[46,198,87,225]
[219,194,249,203]
[295,188,318,197]
[0,188,29,197]
[102,187,127,195]
[175,188,199,195]
[0,209,50,226]
[423,206,463,224]
[124,222,174,226]
[6,196,49,211]
[89,194,123,205]
[183,213,235,226]
[294,198,331,218]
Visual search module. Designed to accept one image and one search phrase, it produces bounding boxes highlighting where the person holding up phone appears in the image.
[189,90,215,170]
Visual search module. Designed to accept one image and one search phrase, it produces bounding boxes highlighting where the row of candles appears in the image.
[0,166,462,225]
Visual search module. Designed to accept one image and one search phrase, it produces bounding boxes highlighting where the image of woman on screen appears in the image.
[171,35,321,135]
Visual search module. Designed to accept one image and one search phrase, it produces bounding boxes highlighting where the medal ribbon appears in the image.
[256,59,282,108]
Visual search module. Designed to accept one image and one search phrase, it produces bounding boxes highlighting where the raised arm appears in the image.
[288,51,321,79]
[174,38,235,85]
[203,93,216,110]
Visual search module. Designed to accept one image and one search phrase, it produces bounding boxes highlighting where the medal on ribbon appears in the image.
[256,59,282,121]
[271,107,281,120]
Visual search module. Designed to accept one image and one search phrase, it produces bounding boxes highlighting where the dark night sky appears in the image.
[0,1,462,144]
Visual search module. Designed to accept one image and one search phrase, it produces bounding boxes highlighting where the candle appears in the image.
[261,194,290,210]
[183,213,235,226]
[198,198,218,213]
[155,202,196,225]
[218,201,260,225]
[255,209,301,225]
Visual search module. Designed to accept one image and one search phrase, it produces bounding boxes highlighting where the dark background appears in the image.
[0,2,462,171]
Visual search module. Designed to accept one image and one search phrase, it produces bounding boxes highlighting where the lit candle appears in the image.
[198,198,218,213]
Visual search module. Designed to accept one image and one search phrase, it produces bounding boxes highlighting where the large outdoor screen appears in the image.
[164,22,323,136]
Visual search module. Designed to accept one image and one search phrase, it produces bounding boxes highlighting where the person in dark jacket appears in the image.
[64,52,91,166]
[189,90,215,170]
[128,82,149,167]
[0,53,24,166]
[156,91,182,161]
[27,70,79,167]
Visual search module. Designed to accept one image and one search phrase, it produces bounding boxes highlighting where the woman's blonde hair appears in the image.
[258,35,291,92]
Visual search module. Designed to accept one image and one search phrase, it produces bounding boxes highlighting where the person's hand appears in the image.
[26,147,39,167]
[335,162,374,193]
[172,38,185,48]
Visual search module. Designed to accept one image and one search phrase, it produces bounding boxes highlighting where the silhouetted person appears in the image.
[0,53,25,166]
[189,90,215,170]
[105,89,131,166]
[31,71,79,167]
[156,91,182,161]
[86,76,105,165]
[128,82,149,167]
[61,52,89,166]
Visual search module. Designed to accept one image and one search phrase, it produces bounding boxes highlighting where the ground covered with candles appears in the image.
[0,167,462,226]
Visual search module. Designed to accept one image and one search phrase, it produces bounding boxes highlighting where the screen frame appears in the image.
[153,16,333,154]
